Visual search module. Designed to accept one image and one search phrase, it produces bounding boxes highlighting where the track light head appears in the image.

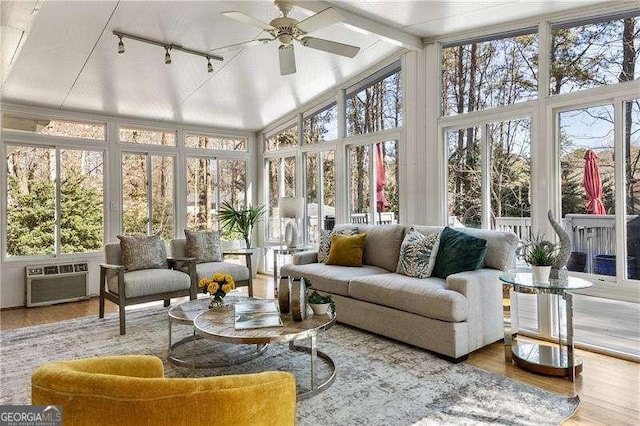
[207,57,213,73]
[164,46,172,64]
[117,36,125,54]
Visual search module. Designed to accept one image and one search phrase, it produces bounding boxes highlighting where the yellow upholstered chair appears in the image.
[32,355,296,426]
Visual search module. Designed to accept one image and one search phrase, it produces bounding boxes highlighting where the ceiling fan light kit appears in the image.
[218,0,361,75]
[112,30,223,72]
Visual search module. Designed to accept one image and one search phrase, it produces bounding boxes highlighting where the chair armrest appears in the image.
[222,251,251,256]
[293,251,318,265]
[167,256,195,267]
[168,257,197,299]
[100,263,124,271]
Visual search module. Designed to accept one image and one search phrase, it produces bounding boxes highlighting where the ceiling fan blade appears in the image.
[211,38,272,53]
[279,44,296,75]
[300,37,360,58]
[222,11,274,31]
[296,7,343,34]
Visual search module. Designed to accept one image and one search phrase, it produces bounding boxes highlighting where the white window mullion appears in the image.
[614,100,627,281]
[146,153,153,235]
[480,126,490,229]
[54,148,61,256]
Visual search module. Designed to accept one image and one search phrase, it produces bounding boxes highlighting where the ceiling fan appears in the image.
[217,0,360,75]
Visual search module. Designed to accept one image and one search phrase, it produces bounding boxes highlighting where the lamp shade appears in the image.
[279,197,300,219]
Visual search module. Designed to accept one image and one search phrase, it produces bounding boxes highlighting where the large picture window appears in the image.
[304,150,335,243]
[265,156,295,241]
[348,141,399,225]
[551,14,639,95]
[122,153,175,239]
[265,126,298,151]
[2,115,105,140]
[6,145,104,257]
[186,157,247,231]
[184,133,247,151]
[346,68,403,136]
[303,103,338,144]
[442,32,538,116]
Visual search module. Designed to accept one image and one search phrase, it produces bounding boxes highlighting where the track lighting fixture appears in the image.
[113,30,223,71]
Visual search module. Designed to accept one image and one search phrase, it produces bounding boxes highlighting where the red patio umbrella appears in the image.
[583,149,606,215]
[375,143,389,212]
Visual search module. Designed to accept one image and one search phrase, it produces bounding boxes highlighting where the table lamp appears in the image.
[279,197,300,248]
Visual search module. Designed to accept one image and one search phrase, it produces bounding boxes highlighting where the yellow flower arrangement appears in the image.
[198,273,235,307]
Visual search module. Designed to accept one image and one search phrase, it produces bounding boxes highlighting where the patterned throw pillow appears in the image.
[117,234,168,271]
[318,228,358,263]
[396,230,441,278]
[184,229,222,263]
[432,227,488,279]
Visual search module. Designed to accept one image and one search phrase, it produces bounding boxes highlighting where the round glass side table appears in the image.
[499,272,592,381]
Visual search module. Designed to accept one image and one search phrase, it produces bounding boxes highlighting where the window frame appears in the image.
[3,138,107,261]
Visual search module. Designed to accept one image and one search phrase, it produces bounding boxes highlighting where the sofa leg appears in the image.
[163,299,170,307]
[438,353,468,364]
[119,304,126,335]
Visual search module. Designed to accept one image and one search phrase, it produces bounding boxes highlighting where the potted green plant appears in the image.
[522,233,558,283]
[218,201,266,277]
[305,279,335,315]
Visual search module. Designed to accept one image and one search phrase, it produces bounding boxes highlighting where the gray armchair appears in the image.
[99,243,197,335]
[170,239,253,297]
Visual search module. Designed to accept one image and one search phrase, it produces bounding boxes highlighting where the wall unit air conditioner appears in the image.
[25,263,89,307]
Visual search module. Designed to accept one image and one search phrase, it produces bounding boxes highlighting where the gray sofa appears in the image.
[280,224,519,361]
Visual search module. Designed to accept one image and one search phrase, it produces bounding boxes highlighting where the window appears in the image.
[265,126,298,151]
[346,68,403,136]
[442,31,538,116]
[304,151,335,243]
[266,156,295,240]
[186,157,247,231]
[184,134,247,151]
[625,99,640,280]
[551,15,639,95]
[6,145,104,257]
[447,119,531,232]
[2,115,105,140]
[348,141,399,225]
[447,127,482,227]
[122,153,175,239]
[303,103,338,144]
[119,127,176,146]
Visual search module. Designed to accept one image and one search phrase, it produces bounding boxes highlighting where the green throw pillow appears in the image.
[433,227,487,279]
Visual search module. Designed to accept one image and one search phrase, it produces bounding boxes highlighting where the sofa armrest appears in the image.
[292,251,318,265]
[445,269,504,352]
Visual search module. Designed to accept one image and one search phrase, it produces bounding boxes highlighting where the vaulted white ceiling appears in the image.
[1,1,600,131]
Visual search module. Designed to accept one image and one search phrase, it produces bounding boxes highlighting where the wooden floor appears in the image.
[2,274,638,424]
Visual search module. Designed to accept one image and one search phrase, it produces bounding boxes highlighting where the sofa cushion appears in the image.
[433,227,487,279]
[355,224,405,271]
[318,227,358,263]
[108,269,190,298]
[396,229,441,278]
[348,273,468,322]
[280,263,389,296]
[117,235,168,271]
[194,262,250,282]
[326,233,367,266]
[184,229,222,263]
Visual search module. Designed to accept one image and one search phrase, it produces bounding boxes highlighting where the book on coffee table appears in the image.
[234,301,283,330]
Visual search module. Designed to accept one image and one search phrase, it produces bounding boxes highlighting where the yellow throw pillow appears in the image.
[326,233,367,267]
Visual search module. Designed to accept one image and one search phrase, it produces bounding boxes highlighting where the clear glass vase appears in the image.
[209,293,225,308]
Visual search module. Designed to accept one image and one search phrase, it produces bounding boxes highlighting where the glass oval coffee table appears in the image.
[167,295,268,368]
[194,303,336,400]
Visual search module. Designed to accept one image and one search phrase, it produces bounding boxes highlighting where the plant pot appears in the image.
[309,303,330,315]
[532,266,551,283]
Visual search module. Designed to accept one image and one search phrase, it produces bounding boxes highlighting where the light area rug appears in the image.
[0,305,579,425]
